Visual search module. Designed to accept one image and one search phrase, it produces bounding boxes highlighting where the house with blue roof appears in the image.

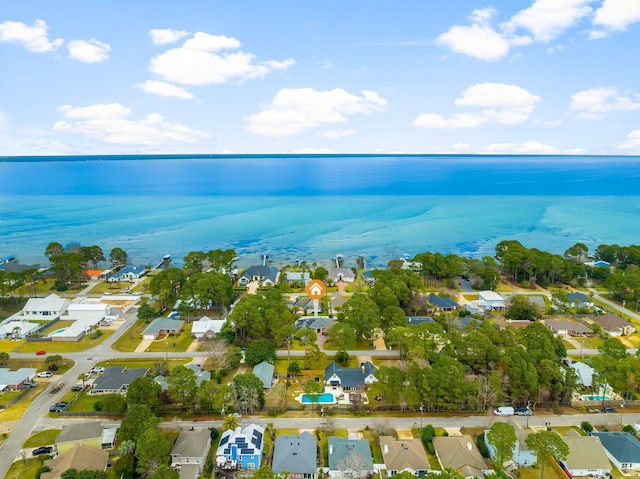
[328,436,374,479]
[107,265,147,283]
[272,431,318,478]
[406,316,436,326]
[428,295,459,312]
[252,361,274,389]
[325,361,377,392]
[592,432,640,471]
[238,266,279,287]
[216,424,265,470]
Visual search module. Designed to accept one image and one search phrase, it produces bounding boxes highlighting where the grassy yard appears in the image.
[0,387,43,421]
[87,280,131,294]
[4,457,50,479]
[0,338,26,353]
[17,330,114,354]
[23,429,60,448]
[100,357,191,370]
[146,323,194,352]
[519,465,564,479]
[362,429,384,464]
[111,318,149,352]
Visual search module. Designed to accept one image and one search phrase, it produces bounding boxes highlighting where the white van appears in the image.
[494,406,515,416]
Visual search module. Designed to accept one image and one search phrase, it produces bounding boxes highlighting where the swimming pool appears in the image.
[581,395,611,401]
[300,393,335,404]
[50,328,66,336]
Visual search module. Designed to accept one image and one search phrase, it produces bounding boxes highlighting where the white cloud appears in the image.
[436,8,509,61]
[68,39,110,63]
[480,140,559,154]
[245,87,387,137]
[149,28,190,45]
[414,82,540,129]
[0,19,63,52]
[615,129,640,152]
[593,0,640,32]
[501,0,593,42]
[136,80,195,99]
[569,86,640,119]
[319,60,333,69]
[148,32,295,85]
[54,103,210,145]
[533,119,562,127]
[451,142,471,152]
[320,129,357,139]
[293,147,337,154]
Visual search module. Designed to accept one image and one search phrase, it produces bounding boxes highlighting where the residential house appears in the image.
[428,295,459,312]
[272,431,318,479]
[566,361,595,388]
[327,436,374,479]
[329,292,347,313]
[0,367,37,391]
[543,319,592,337]
[252,361,275,389]
[42,444,108,479]
[406,316,436,326]
[141,317,184,340]
[55,421,104,455]
[566,293,592,308]
[191,316,226,340]
[562,435,611,477]
[0,320,39,339]
[106,265,147,282]
[484,429,536,467]
[361,271,376,285]
[19,293,69,320]
[170,428,212,479]
[285,271,311,284]
[295,316,336,335]
[592,432,640,472]
[216,424,265,470]
[101,427,118,449]
[585,260,611,267]
[293,296,322,315]
[584,313,636,337]
[478,291,506,311]
[496,320,532,331]
[184,364,211,387]
[328,268,356,283]
[325,361,377,392]
[379,436,431,477]
[432,435,492,479]
[238,266,279,286]
[66,302,109,321]
[90,367,149,394]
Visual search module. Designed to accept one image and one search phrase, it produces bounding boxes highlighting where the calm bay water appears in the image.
[1,154,639,268]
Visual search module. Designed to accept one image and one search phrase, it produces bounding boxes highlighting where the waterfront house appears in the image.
[106,265,147,282]
[328,436,374,479]
[19,293,69,320]
[325,361,377,391]
[285,271,312,284]
[591,432,640,472]
[170,428,212,479]
[216,424,265,470]
[141,317,184,340]
[90,367,149,394]
[238,266,279,287]
[379,436,431,477]
[432,436,492,479]
[252,361,275,388]
[562,435,611,477]
[484,429,536,467]
[272,431,318,478]
[328,268,356,283]
[42,444,108,479]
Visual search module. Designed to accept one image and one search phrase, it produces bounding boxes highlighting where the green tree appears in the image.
[149,465,180,479]
[109,247,128,269]
[338,293,381,343]
[0,352,8,366]
[525,431,569,479]
[253,465,276,479]
[580,421,593,434]
[99,393,127,414]
[45,354,64,371]
[287,360,301,378]
[425,468,465,479]
[117,404,160,443]
[244,338,276,366]
[506,295,542,321]
[222,414,240,431]
[135,427,171,474]
[126,376,162,408]
[327,322,357,351]
[80,245,105,269]
[166,365,197,404]
[233,373,265,413]
[149,268,185,310]
[137,303,156,321]
[487,422,517,470]
[599,337,628,360]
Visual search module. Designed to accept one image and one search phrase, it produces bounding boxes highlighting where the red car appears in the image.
[35,350,46,355]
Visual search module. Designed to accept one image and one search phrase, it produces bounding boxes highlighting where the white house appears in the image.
[592,432,640,472]
[485,429,536,467]
[170,428,212,479]
[562,436,611,477]
[478,291,506,311]
[19,294,69,320]
[191,316,226,340]
[106,265,147,282]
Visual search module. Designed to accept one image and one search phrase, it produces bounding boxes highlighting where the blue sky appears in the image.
[1,0,640,155]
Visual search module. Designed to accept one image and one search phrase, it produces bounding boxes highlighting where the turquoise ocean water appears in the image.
[1,154,639,268]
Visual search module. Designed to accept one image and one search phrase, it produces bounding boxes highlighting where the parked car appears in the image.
[32,446,53,456]
[37,371,53,378]
[24,380,36,388]
[515,406,533,416]
[71,384,83,392]
[49,402,68,413]
[35,350,46,355]
[601,406,617,413]
[90,366,105,373]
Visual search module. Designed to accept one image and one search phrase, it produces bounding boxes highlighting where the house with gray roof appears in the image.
[562,435,611,477]
[592,432,640,471]
[90,367,149,394]
[285,271,311,284]
[185,364,211,387]
[55,421,105,454]
[0,320,40,339]
[238,266,279,286]
[329,292,347,312]
[406,316,436,326]
[328,437,374,479]
[325,361,377,391]
[428,295,459,312]
[106,265,147,282]
[293,296,322,315]
[566,292,591,308]
[379,436,431,477]
[272,431,318,478]
[191,316,225,340]
[252,361,275,388]
[433,435,492,479]
[0,367,37,391]
[328,268,356,283]
[543,319,592,337]
[19,293,69,320]
[170,428,212,479]
[484,429,536,467]
[584,313,636,337]
[567,360,595,388]
[42,444,108,479]
[142,317,184,340]
[296,316,335,334]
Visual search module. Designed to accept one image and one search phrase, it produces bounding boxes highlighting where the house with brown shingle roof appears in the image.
[433,435,493,479]
[42,444,108,479]
[379,436,431,477]
[583,313,635,337]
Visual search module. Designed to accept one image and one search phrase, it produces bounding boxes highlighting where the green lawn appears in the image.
[100,357,191,370]
[146,323,194,352]
[0,387,43,421]
[23,429,60,448]
[0,338,26,352]
[4,457,50,479]
[362,429,384,464]
[111,318,149,352]
[17,330,114,354]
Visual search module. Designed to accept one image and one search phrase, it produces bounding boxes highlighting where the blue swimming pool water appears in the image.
[581,395,611,401]
[51,328,66,335]
[301,393,334,404]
